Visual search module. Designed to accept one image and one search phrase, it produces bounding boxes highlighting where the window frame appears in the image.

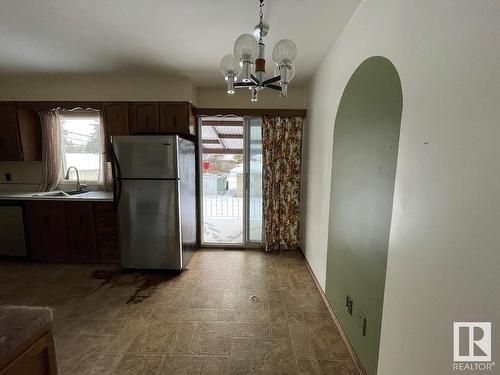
[58,110,103,186]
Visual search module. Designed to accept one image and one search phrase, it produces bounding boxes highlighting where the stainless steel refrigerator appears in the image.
[111,135,196,270]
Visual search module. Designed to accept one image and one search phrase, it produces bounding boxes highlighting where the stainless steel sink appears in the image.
[31,190,90,198]
[65,190,88,196]
[32,191,69,197]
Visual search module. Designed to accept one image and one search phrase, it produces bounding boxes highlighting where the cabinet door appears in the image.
[103,102,129,139]
[65,202,97,261]
[129,102,159,133]
[93,202,120,261]
[17,109,42,161]
[0,103,22,161]
[159,102,192,134]
[103,102,129,158]
[25,201,69,259]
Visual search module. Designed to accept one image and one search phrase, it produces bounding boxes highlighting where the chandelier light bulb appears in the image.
[220,53,241,78]
[272,39,297,65]
[234,34,259,62]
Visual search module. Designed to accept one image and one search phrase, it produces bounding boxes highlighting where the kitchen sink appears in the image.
[65,190,89,196]
[31,190,90,197]
[32,191,69,197]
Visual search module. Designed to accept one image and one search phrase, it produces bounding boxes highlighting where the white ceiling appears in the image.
[0,0,360,86]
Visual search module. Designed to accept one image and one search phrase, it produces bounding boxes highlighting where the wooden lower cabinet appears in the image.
[24,201,69,260]
[24,200,119,262]
[93,202,120,261]
[65,202,97,261]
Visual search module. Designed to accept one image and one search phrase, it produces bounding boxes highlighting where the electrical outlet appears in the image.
[346,295,353,315]
[357,311,367,336]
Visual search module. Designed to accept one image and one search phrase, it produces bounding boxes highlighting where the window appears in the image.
[60,111,102,184]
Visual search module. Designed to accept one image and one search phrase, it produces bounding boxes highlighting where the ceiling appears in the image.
[0,0,360,86]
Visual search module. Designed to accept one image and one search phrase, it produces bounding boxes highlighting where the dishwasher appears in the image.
[0,201,27,257]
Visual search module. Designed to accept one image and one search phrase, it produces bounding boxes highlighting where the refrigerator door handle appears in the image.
[111,143,123,209]
[115,178,122,210]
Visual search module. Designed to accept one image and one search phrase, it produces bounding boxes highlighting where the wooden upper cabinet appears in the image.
[0,102,22,161]
[0,103,42,161]
[65,202,97,261]
[17,109,42,161]
[159,102,196,135]
[103,102,129,158]
[129,102,159,133]
[103,102,129,140]
[25,201,69,260]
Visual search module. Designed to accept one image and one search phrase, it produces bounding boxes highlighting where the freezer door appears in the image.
[118,179,181,269]
[112,135,178,179]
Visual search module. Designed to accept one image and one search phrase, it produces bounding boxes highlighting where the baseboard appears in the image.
[299,249,368,375]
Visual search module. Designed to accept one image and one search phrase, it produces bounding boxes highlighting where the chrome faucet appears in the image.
[64,166,83,191]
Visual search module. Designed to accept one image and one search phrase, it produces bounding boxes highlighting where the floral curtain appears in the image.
[262,116,303,251]
[38,110,62,192]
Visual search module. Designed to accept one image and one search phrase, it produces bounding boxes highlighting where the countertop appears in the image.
[0,305,54,369]
[0,190,113,202]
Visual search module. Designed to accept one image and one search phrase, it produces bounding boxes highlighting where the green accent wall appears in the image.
[325,56,402,375]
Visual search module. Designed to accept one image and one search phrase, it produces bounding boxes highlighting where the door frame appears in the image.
[244,117,263,247]
[197,116,262,249]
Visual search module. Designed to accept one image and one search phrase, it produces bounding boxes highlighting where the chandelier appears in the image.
[219,0,297,102]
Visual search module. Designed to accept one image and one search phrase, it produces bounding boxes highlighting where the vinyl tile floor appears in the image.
[0,249,358,375]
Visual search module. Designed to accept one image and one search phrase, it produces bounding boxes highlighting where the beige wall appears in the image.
[0,161,43,190]
[196,85,308,109]
[0,73,309,108]
[0,73,196,102]
[301,0,500,374]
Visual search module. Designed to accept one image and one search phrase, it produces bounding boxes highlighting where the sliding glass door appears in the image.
[246,117,263,243]
[199,116,263,247]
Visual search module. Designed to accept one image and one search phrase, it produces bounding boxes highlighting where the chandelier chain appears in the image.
[258,0,264,43]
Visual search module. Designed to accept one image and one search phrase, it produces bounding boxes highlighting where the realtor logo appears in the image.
[454,322,492,362]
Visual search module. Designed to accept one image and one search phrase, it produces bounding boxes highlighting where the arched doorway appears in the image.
[325,56,403,375]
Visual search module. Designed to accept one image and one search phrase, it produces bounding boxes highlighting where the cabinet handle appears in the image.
[145,115,149,129]
[174,114,177,128]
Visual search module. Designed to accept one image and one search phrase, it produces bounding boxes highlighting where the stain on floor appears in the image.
[90,268,182,304]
